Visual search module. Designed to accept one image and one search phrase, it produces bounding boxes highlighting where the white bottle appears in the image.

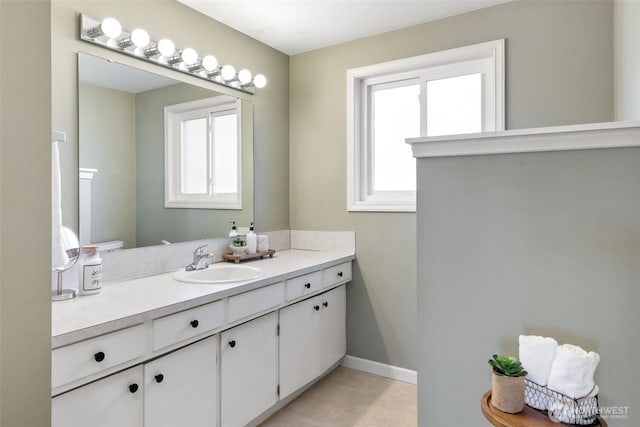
[79,245,102,295]
[246,222,257,255]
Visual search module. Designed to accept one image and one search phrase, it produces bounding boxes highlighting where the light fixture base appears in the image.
[79,14,258,95]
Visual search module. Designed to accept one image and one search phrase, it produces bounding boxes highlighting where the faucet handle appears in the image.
[194,244,207,255]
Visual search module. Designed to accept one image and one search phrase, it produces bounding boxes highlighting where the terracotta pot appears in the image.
[491,372,525,413]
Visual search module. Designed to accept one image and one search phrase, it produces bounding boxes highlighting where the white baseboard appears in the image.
[340,355,417,385]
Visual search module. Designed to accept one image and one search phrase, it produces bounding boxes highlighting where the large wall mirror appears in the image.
[78,52,253,249]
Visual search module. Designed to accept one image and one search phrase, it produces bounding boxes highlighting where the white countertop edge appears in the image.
[52,249,355,348]
[406,121,640,158]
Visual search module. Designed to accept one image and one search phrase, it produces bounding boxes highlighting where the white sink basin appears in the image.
[173,264,263,284]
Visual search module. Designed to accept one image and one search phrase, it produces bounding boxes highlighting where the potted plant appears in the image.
[230,238,247,255]
[488,354,528,413]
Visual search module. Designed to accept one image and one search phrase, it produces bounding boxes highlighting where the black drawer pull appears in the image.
[229,340,236,348]
[129,383,139,393]
[323,301,329,308]
[314,305,320,311]
[94,351,105,362]
[190,320,199,328]
[304,283,311,289]
[337,271,343,277]
[155,374,164,383]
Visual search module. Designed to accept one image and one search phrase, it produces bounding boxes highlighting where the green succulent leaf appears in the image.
[488,354,527,377]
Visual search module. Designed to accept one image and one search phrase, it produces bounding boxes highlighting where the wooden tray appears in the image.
[223,249,276,264]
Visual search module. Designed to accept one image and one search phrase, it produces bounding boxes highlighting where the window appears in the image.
[347,40,505,212]
[165,96,242,209]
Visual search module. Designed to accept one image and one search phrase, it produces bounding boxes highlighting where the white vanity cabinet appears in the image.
[144,335,218,427]
[52,251,354,427]
[52,336,218,427]
[220,311,278,427]
[52,366,143,427]
[279,285,346,399]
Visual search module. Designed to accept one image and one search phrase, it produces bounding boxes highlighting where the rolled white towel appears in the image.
[519,335,558,386]
[548,385,599,424]
[547,344,600,399]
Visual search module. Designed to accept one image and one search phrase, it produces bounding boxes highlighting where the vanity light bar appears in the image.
[79,14,267,94]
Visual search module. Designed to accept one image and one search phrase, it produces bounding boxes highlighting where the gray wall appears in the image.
[417,147,640,426]
[0,1,52,425]
[614,0,640,120]
[135,84,253,246]
[79,82,136,247]
[290,0,613,371]
[52,0,290,236]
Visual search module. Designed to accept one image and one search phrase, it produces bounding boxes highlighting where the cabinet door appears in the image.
[319,285,347,373]
[279,296,322,399]
[220,312,278,427]
[52,366,143,427]
[144,335,218,427]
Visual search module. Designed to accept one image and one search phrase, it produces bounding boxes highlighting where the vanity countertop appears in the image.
[52,249,354,348]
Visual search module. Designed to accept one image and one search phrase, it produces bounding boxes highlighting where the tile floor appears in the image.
[259,367,417,427]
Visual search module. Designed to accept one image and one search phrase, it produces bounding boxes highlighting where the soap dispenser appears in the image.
[246,222,257,255]
[228,221,239,238]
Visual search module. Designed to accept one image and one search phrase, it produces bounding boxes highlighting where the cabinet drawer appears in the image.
[52,325,145,389]
[228,282,284,323]
[323,262,352,288]
[152,300,224,351]
[285,270,323,301]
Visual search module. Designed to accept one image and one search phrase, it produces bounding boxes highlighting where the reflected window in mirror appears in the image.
[165,96,242,209]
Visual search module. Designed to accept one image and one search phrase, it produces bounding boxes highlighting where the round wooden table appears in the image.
[481,390,608,427]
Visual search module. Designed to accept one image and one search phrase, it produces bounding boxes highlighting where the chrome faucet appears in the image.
[186,244,214,271]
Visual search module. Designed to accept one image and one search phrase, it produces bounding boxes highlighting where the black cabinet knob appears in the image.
[94,351,105,362]
[155,374,164,383]
[337,271,343,278]
[190,320,199,328]
[229,340,236,348]
[323,301,329,308]
[129,383,139,393]
[304,283,311,289]
[314,305,320,311]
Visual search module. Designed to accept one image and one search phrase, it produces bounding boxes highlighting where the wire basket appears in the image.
[525,379,599,425]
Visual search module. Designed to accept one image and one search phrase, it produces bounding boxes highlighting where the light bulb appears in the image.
[86,17,122,39]
[130,29,150,48]
[221,65,236,81]
[116,28,150,49]
[101,18,122,39]
[181,48,198,66]
[202,55,218,72]
[238,69,252,85]
[157,39,175,57]
[253,74,267,89]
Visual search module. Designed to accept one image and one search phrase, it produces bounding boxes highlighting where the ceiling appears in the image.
[178,0,510,55]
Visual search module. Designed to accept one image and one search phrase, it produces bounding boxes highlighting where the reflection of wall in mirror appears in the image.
[80,81,238,248]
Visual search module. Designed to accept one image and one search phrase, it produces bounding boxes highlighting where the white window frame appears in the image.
[347,39,505,212]
[165,95,242,209]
